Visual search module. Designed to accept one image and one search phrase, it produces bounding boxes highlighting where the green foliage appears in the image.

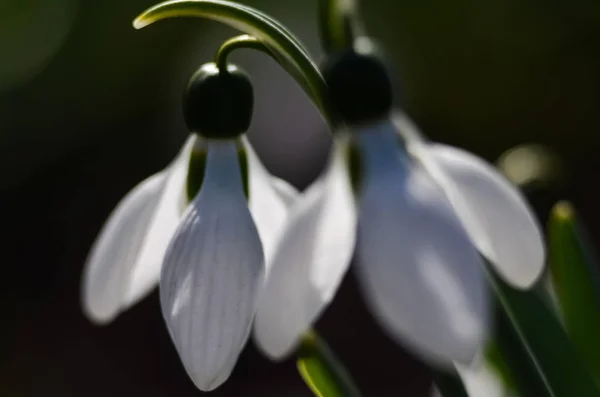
[296,331,363,397]
[487,268,600,397]
[484,340,519,395]
[548,201,600,386]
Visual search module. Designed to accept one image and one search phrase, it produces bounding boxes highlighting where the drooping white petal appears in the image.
[160,140,264,391]
[269,176,298,208]
[355,121,488,366]
[391,110,427,143]
[243,138,296,265]
[456,361,511,397]
[81,172,166,324]
[121,134,197,307]
[410,142,545,289]
[253,138,357,360]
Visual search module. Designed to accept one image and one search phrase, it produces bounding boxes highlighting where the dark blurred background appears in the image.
[3,0,600,395]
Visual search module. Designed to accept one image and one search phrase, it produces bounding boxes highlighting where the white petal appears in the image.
[355,122,488,366]
[412,143,545,289]
[122,134,197,306]
[81,172,166,324]
[160,140,264,391]
[456,361,510,397]
[391,110,427,143]
[243,137,295,265]
[269,176,298,208]
[431,386,443,397]
[253,138,357,360]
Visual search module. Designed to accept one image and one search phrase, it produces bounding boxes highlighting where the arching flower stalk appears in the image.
[253,38,545,369]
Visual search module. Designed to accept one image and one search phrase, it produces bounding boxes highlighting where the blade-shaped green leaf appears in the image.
[548,201,600,385]
[296,331,362,397]
[488,268,600,397]
[490,295,548,396]
[484,340,520,396]
[133,0,339,127]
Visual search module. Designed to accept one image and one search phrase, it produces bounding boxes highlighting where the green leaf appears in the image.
[489,295,547,396]
[484,340,520,395]
[296,331,363,397]
[548,201,600,385]
[133,0,339,127]
[488,268,600,397]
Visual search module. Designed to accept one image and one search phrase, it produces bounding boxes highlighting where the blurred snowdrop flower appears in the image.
[254,40,544,367]
[253,135,356,360]
[81,65,296,390]
[402,121,546,290]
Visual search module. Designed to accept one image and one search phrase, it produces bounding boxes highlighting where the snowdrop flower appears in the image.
[254,39,544,367]
[81,62,295,343]
[158,62,306,391]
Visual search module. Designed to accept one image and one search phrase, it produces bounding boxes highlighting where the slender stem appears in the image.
[133,0,341,128]
[215,35,276,71]
[233,3,311,59]
[318,0,363,54]
[297,329,363,397]
[211,34,342,128]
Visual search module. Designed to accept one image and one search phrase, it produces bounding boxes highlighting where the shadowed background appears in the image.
[2,0,600,395]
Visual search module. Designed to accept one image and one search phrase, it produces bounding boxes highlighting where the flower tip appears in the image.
[551,200,575,223]
[252,324,296,362]
[81,282,119,326]
[132,16,148,29]
[191,374,227,392]
[81,301,118,326]
[497,258,546,290]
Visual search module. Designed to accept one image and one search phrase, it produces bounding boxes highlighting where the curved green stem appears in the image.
[215,35,275,72]
[233,3,311,59]
[297,330,363,397]
[213,35,325,127]
[134,0,340,128]
[318,0,363,54]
